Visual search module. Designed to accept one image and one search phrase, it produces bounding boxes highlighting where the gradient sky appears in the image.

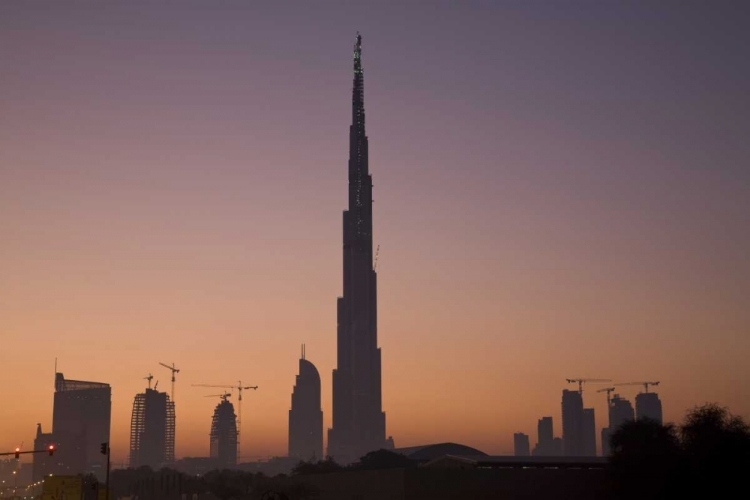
[1,1,749,464]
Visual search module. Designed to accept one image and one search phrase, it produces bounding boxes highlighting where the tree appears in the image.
[609,419,684,499]
[680,404,750,495]
[348,449,416,471]
[203,469,250,500]
[609,403,750,499]
[291,456,343,475]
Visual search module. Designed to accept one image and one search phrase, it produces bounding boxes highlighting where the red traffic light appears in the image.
[14,447,20,459]
[48,445,55,456]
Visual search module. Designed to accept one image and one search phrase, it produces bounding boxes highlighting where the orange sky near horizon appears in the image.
[1,2,749,465]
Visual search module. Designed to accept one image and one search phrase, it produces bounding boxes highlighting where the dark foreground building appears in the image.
[129,387,176,468]
[328,33,392,463]
[288,345,323,461]
[41,372,111,481]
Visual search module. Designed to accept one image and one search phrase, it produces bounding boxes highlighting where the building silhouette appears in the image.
[31,424,56,482]
[582,408,596,456]
[129,388,175,468]
[532,416,562,456]
[50,372,111,480]
[561,389,584,456]
[328,32,391,464]
[288,345,323,461]
[601,393,635,455]
[513,433,530,456]
[210,396,238,467]
[635,392,663,424]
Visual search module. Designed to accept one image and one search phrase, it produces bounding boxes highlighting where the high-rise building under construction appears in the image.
[636,392,663,424]
[129,388,175,468]
[210,396,238,467]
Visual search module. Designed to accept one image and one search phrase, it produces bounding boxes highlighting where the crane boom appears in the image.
[566,378,612,394]
[158,362,180,401]
[613,381,660,392]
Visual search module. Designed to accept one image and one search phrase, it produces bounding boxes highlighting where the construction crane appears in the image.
[597,387,616,405]
[566,378,612,394]
[159,362,180,401]
[614,381,660,393]
[205,392,232,402]
[192,381,258,463]
[144,373,154,389]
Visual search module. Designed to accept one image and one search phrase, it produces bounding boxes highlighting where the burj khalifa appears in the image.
[327,33,391,464]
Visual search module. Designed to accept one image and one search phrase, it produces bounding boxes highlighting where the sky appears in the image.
[1,1,749,464]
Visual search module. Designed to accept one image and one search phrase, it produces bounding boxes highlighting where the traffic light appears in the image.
[48,445,55,456]
[14,447,20,459]
[100,442,108,455]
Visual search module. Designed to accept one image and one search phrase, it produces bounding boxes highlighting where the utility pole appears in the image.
[100,442,110,500]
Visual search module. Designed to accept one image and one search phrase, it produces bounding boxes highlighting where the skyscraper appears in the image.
[289,345,323,461]
[532,416,557,456]
[210,395,238,467]
[51,373,111,480]
[328,33,390,464]
[582,408,597,456]
[561,389,584,456]
[513,433,530,456]
[601,393,635,456]
[129,388,175,468]
[635,392,663,424]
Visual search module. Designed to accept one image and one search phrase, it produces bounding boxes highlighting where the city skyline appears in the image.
[1,2,749,464]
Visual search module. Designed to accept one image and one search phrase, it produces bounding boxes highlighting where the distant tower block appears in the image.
[288,344,324,461]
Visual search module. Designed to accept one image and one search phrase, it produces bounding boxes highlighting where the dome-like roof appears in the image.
[395,442,488,461]
[299,358,321,384]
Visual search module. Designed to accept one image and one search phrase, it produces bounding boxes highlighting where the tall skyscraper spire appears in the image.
[328,33,390,464]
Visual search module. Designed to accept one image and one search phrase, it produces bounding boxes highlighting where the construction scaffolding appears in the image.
[209,398,238,467]
[129,388,175,468]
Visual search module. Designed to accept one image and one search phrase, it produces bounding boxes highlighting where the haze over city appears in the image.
[1,1,748,466]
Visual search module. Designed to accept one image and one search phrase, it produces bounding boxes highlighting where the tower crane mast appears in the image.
[597,387,616,406]
[158,362,180,401]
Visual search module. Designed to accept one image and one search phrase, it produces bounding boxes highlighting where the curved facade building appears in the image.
[289,345,323,461]
[210,397,238,467]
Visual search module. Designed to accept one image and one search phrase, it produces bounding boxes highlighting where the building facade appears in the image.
[533,416,559,456]
[635,392,663,424]
[561,389,584,456]
[513,433,530,456]
[289,345,323,461]
[582,408,596,456]
[32,424,56,482]
[51,373,111,480]
[210,397,238,467]
[129,388,176,468]
[328,33,391,464]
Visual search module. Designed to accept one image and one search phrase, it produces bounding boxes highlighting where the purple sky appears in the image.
[1,1,749,460]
